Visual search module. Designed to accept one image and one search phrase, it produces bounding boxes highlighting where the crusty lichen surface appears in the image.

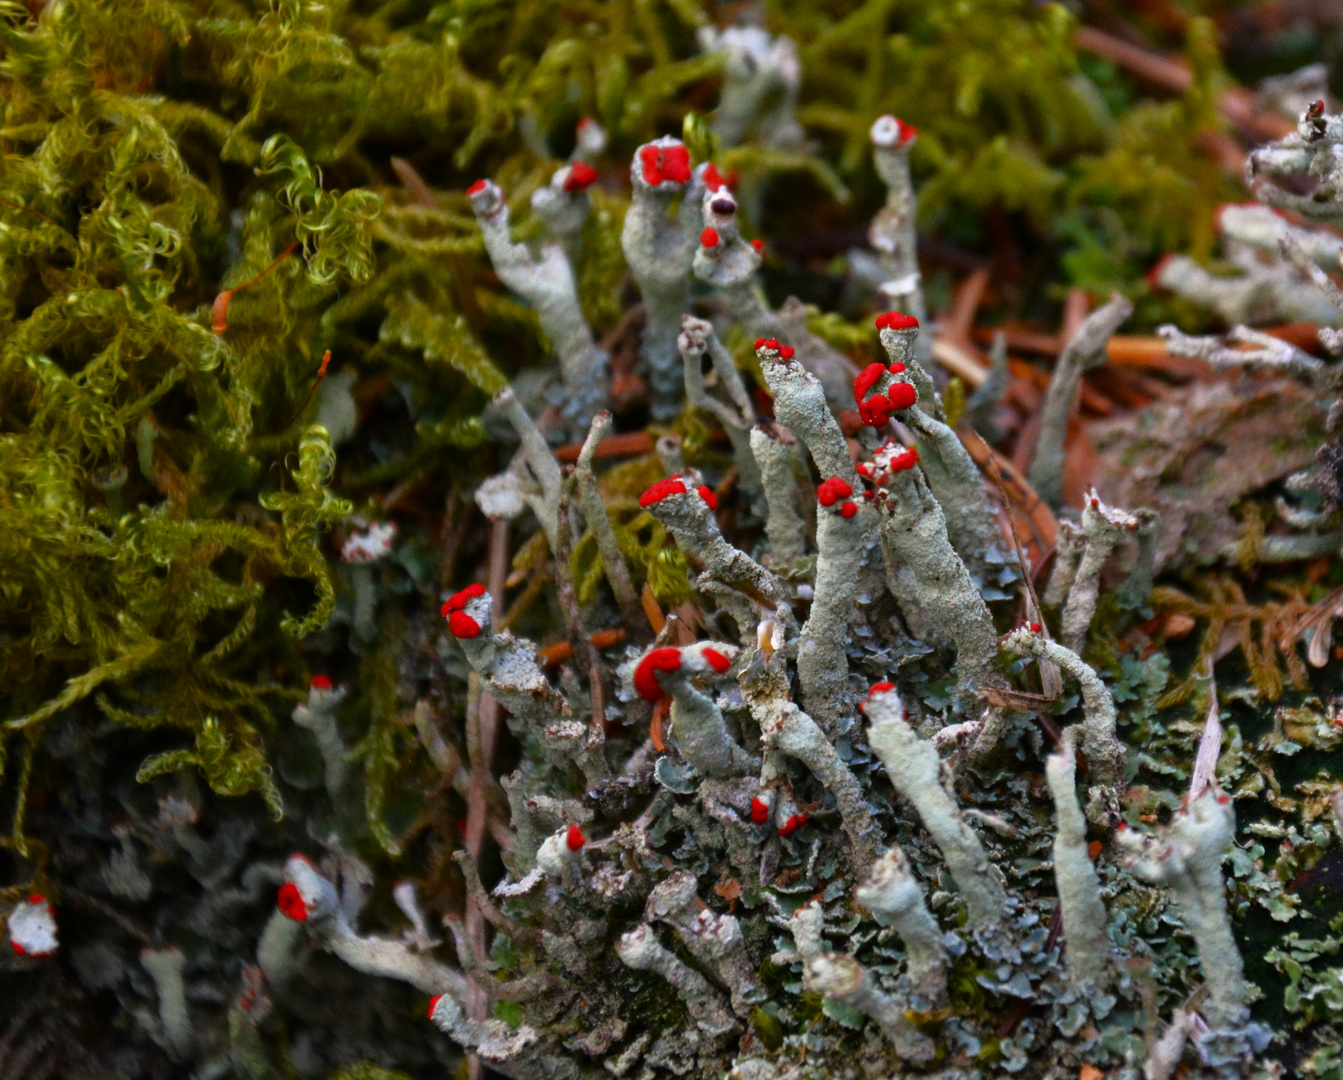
[5,4,1343,1080]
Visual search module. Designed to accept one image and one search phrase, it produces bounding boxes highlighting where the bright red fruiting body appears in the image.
[750,238,764,253]
[310,675,332,691]
[697,485,718,510]
[466,179,488,196]
[875,311,919,331]
[750,798,770,825]
[888,361,906,374]
[759,338,780,352]
[853,363,888,405]
[640,476,688,508]
[428,994,443,1019]
[564,162,600,192]
[701,227,720,248]
[817,477,853,507]
[840,501,857,519]
[868,681,895,696]
[640,143,692,185]
[887,382,917,411]
[635,648,683,702]
[1090,497,1100,509]
[778,345,795,359]
[753,337,766,349]
[442,582,485,616]
[1029,622,1042,633]
[779,815,807,838]
[277,882,308,922]
[888,447,919,472]
[702,163,738,191]
[895,117,918,143]
[28,894,44,905]
[703,648,731,673]
[859,394,891,427]
[566,824,587,851]
[447,611,482,639]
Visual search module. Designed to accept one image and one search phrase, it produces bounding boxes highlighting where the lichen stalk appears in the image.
[1028,294,1133,510]
[749,425,808,570]
[635,642,752,778]
[615,923,738,1036]
[1000,625,1125,790]
[864,686,1008,935]
[744,660,876,868]
[622,139,707,419]
[467,180,608,426]
[869,115,931,367]
[876,474,1003,700]
[575,411,644,633]
[1044,728,1113,987]
[802,952,934,1062]
[854,846,948,1006]
[1115,790,1248,1029]
[1061,491,1142,653]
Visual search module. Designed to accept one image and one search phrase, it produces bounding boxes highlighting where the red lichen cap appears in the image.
[566,824,587,851]
[750,238,764,253]
[889,448,919,472]
[875,311,919,331]
[639,476,688,508]
[753,337,766,349]
[442,582,486,615]
[447,611,481,639]
[853,362,888,405]
[702,163,738,191]
[778,344,795,359]
[465,179,488,196]
[859,394,891,427]
[703,648,731,673]
[817,477,853,507]
[1029,622,1042,633]
[887,382,917,411]
[277,882,308,922]
[428,994,443,1020]
[697,485,718,510]
[895,117,918,143]
[759,338,780,352]
[659,144,691,183]
[750,798,770,825]
[700,226,720,248]
[563,162,600,192]
[868,681,895,696]
[778,814,807,838]
[888,361,906,374]
[640,143,692,185]
[840,501,857,519]
[634,647,683,702]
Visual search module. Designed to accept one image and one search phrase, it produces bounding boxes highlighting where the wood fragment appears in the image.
[555,431,656,463]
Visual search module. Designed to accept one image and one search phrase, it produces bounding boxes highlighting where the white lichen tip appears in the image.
[277,853,340,924]
[1115,788,1246,1028]
[870,114,918,150]
[340,520,397,563]
[429,990,541,1063]
[7,893,58,958]
[573,117,608,161]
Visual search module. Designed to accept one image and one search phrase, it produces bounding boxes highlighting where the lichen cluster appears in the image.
[5,3,1343,1080]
